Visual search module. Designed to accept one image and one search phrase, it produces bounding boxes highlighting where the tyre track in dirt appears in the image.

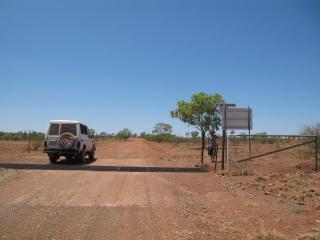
[112,173,127,207]
[77,139,172,240]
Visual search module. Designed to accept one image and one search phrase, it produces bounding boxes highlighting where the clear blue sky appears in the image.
[1,0,319,135]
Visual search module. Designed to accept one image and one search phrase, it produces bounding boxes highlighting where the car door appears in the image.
[84,125,92,151]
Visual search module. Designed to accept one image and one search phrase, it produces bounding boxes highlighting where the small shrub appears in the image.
[298,229,320,240]
[312,197,320,210]
[231,163,254,176]
[291,202,304,214]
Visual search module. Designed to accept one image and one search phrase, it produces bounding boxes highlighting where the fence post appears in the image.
[221,105,227,171]
[248,107,252,159]
[316,136,318,172]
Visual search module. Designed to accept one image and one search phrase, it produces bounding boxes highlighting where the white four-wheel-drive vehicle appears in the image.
[43,120,96,164]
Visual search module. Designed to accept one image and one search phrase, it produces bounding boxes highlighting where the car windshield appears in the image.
[60,124,77,136]
[48,124,59,135]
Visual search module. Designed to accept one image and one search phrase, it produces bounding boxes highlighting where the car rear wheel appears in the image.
[89,147,95,160]
[49,155,58,164]
[80,150,86,163]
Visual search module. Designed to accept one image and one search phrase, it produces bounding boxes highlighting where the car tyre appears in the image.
[80,150,86,163]
[89,147,95,160]
[49,156,58,164]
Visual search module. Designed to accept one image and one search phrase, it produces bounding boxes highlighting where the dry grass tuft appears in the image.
[251,231,284,240]
[298,228,320,240]
[229,162,255,176]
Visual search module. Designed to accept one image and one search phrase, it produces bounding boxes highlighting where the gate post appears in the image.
[221,129,225,171]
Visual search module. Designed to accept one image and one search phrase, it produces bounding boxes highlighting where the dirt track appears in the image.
[0,139,319,239]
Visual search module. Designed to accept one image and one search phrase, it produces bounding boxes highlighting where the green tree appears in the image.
[99,131,108,137]
[115,128,132,141]
[89,129,96,137]
[171,92,224,163]
[152,123,173,135]
[190,131,199,138]
[139,132,147,138]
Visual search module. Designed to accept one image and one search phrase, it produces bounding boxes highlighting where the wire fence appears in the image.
[227,134,318,172]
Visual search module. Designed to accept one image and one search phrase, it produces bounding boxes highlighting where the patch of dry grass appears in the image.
[298,228,320,240]
[251,231,284,240]
[0,168,17,182]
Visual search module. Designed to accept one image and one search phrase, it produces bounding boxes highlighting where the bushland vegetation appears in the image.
[0,131,45,141]
[115,128,132,141]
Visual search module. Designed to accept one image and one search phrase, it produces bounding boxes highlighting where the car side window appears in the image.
[80,124,87,135]
[84,126,88,136]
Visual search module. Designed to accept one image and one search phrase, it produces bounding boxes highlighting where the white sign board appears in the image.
[222,107,252,130]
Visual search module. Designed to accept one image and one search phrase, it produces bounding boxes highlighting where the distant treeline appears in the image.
[93,132,201,143]
[0,131,45,141]
[140,133,201,143]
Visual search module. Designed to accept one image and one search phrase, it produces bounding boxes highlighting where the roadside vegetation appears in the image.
[115,128,132,141]
[0,131,44,151]
[300,122,320,157]
[140,123,201,143]
[0,131,45,141]
[141,133,201,143]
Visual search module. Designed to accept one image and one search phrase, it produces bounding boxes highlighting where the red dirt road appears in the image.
[0,139,319,239]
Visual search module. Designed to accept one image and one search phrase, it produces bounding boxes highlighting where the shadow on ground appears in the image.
[57,157,97,165]
[0,162,208,173]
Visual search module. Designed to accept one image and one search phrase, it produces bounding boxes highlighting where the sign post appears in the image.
[221,105,227,171]
[221,106,253,172]
[248,107,252,159]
